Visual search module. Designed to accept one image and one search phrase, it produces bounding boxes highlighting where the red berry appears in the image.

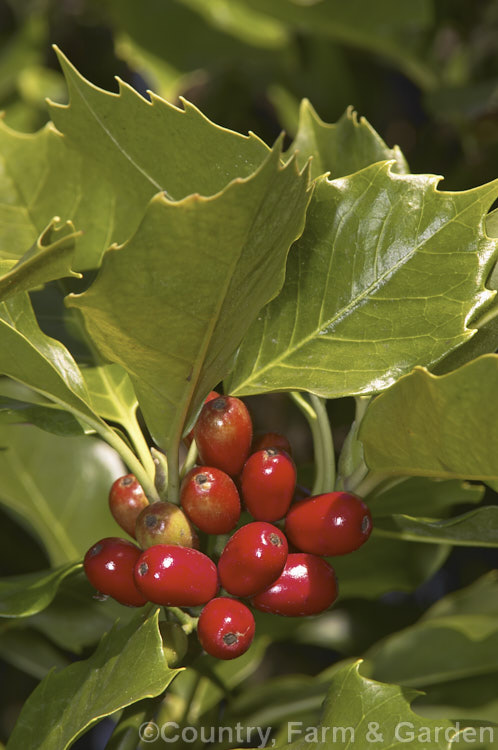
[184,390,220,448]
[134,544,219,606]
[193,396,252,476]
[218,522,288,597]
[180,466,241,535]
[135,501,199,549]
[252,432,292,456]
[241,448,296,521]
[84,537,148,607]
[108,474,149,538]
[285,492,372,556]
[250,553,338,616]
[197,598,255,660]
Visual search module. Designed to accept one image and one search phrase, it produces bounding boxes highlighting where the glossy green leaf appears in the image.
[375,506,498,547]
[0,423,125,565]
[0,563,81,618]
[49,47,271,203]
[229,169,498,398]
[330,531,450,599]
[366,574,498,688]
[0,628,69,680]
[0,294,154,493]
[0,395,87,436]
[0,293,99,423]
[67,145,311,452]
[287,101,408,178]
[369,477,484,518]
[0,120,124,270]
[273,660,471,750]
[6,609,180,750]
[0,218,80,302]
[361,354,498,480]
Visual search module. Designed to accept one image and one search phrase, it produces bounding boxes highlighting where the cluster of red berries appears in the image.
[83,394,372,661]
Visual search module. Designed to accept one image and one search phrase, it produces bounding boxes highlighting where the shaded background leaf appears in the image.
[360,354,498,480]
[0,423,125,565]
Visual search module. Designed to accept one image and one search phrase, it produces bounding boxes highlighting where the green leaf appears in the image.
[67,144,311,453]
[6,609,180,750]
[81,364,137,425]
[0,294,155,494]
[239,0,437,90]
[49,47,271,203]
[0,395,87,436]
[369,477,484,518]
[0,218,80,302]
[229,169,498,398]
[0,423,126,565]
[28,573,139,654]
[0,120,124,270]
[0,563,81,618]
[360,354,498,480]
[0,628,69,680]
[375,506,498,547]
[273,660,472,750]
[330,531,450,599]
[366,575,498,688]
[287,101,409,178]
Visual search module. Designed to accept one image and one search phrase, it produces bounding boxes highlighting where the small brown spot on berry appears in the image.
[89,542,103,557]
[361,515,371,534]
[138,562,148,576]
[223,632,238,646]
[269,533,282,546]
[145,515,158,529]
[121,476,134,486]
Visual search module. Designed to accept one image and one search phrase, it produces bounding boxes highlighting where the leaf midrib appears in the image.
[234,180,494,392]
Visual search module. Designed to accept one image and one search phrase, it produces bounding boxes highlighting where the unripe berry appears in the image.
[108,474,149,538]
[252,432,292,456]
[250,553,338,617]
[197,598,255,660]
[180,466,240,534]
[193,396,252,476]
[159,621,189,667]
[218,522,288,597]
[241,448,296,521]
[285,492,372,556]
[135,501,199,550]
[83,537,148,607]
[134,544,219,606]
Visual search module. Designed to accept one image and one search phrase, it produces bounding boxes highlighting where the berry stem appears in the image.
[290,392,335,495]
[167,606,199,634]
[125,413,157,484]
[166,449,180,505]
[151,447,169,499]
[310,394,335,493]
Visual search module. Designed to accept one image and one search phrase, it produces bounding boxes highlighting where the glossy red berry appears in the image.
[197,598,255,660]
[250,553,338,617]
[184,390,220,448]
[84,537,148,607]
[252,432,292,456]
[180,466,241,534]
[218,522,288,597]
[135,501,199,550]
[134,544,219,606]
[193,395,252,477]
[241,448,296,521]
[108,474,149,538]
[285,492,372,556]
